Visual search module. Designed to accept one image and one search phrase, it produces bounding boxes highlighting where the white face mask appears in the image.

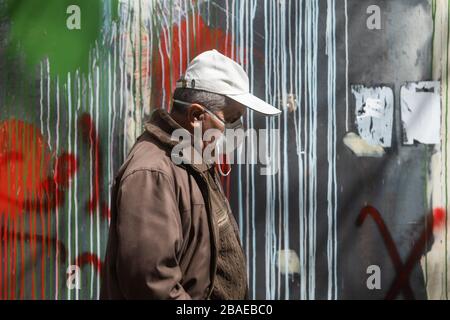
[172,99,245,175]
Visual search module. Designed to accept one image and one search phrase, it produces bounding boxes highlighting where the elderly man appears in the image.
[100,49,281,300]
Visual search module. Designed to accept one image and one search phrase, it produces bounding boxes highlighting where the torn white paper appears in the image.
[360,98,386,119]
[351,85,394,147]
[400,81,441,145]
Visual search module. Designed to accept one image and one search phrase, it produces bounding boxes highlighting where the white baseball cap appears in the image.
[175,49,281,116]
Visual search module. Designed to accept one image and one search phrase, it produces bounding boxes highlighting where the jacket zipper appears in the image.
[212,171,247,260]
[199,172,219,299]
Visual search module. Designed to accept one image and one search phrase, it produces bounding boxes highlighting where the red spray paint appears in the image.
[357,205,446,300]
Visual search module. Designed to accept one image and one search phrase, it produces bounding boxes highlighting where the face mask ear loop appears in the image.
[217,154,232,177]
[217,164,232,177]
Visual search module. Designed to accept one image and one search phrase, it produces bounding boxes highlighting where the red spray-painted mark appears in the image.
[0,119,49,300]
[0,229,66,263]
[433,207,446,230]
[0,119,75,299]
[357,206,415,299]
[357,205,446,300]
[54,153,78,189]
[0,152,23,167]
[152,13,248,110]
[0,115,108,299]
[0,121,78,212]
[78,113,110,220]
[74,252,103,274]
[0,120,51,215]
[385,208,446,300]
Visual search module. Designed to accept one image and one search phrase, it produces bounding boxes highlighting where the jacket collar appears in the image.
[144,109,212,173]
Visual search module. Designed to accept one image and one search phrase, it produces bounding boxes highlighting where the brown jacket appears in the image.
[100,109,247,300]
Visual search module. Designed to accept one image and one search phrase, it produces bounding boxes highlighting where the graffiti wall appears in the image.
[0,0,449,300]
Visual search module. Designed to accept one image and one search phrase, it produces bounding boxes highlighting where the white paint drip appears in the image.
[326,0,338,300]
[67,73,72,301]
[75,71,80,301]
[55,76,60,300]
[344,0,349,133]
[88,60,94,298]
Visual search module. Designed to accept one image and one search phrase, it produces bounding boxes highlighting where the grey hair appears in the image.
[171,88,228,114]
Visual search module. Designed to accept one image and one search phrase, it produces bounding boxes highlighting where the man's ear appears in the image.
[187,104,205,127]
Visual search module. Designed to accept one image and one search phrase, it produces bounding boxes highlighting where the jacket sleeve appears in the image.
[115,169,191,299]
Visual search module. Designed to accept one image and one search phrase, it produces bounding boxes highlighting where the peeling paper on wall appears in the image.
[400,81,441,145]
[351,85,394,148]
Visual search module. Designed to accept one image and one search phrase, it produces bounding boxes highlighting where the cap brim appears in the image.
[226,93,282,116]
